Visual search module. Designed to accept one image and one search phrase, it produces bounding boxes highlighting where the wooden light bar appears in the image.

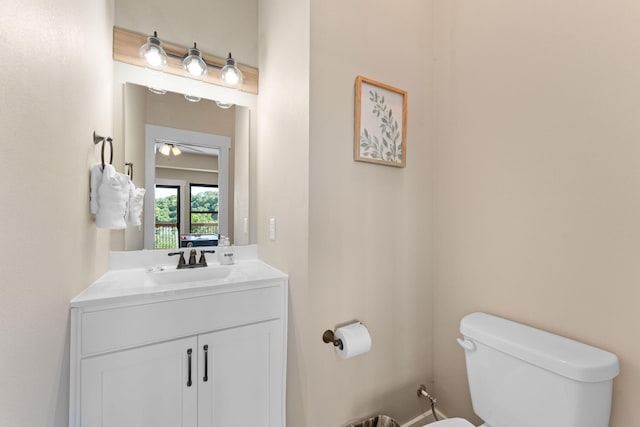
[113,27,259,95]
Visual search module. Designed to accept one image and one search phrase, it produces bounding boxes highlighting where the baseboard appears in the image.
[400,408,448,427]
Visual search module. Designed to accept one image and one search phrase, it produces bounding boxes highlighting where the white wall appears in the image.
[257,0,434,425]
[257,0,311,425]
[432,1,640,425]
[306,1,434,425]
[0,0,114,425]
[115,0,258,67]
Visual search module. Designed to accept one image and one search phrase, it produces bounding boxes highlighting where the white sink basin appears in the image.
[148,265,232,285]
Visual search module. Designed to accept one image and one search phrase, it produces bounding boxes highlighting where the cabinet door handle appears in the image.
[203,345,209,382]
[187,348,193,387]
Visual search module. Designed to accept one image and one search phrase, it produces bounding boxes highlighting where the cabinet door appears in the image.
[198,320,284,427]
[80,337,198,427]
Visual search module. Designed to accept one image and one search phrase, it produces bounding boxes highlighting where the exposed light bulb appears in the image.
[171,145,182,156]
[186,60,204,76]
[221,68,240,85]
[140,32,168,69]
[220,52,243,87]
[159,143,171,156]
[145,49,164,67]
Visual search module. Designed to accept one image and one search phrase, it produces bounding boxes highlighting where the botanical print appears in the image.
[359,87,402,163]
[354,76,407,167]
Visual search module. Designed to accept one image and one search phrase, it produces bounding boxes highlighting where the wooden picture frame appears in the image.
[354,76,407,168]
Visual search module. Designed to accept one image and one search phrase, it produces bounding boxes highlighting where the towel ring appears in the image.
[101,138,113,168]
[93,131,113,169]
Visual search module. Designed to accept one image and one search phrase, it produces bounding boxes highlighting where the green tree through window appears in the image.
[190,184,219,235]
[155,185,180,249]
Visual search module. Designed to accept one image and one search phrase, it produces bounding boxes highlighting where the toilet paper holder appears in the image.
[322,329,344,350]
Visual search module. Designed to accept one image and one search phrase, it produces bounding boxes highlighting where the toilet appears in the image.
[424,312,620,427]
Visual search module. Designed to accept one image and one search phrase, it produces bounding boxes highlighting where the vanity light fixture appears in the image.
[140,31,244,88]
[220,53,243,87]
[183,43,207,78]
[171,145,182,156]
[139,31,168,69]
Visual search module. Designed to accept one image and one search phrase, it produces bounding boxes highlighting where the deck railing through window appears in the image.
[155,223,178,249]
[191,222,219,235]
[155,223,220,249]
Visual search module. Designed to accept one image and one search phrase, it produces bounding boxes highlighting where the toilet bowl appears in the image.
[421,312,619,427]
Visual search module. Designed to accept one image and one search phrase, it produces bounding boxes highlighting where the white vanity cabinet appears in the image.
[80,336,198,427]
[198,320,281,426]
[69,263,287,427]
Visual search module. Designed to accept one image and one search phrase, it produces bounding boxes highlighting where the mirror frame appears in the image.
[113,61,258,249]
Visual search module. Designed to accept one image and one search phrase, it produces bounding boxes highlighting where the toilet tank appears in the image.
[459,313,619,427]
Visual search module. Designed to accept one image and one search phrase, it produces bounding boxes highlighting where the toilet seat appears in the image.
[423,418,475,427]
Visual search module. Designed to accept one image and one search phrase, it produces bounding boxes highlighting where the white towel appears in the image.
[126,182,146,227]
[89,164,103,214]
[96,164,130,229]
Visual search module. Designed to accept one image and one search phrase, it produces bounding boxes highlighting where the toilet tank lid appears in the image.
[460,312,620,382]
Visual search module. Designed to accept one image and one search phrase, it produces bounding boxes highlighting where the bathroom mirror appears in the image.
[113,61,257,251]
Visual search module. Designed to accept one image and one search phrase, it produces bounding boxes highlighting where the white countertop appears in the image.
[71,247,287,308]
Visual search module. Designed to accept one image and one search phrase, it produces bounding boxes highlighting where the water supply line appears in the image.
[417,384,439,421]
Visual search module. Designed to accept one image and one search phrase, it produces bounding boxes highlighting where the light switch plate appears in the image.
[269,218,276,241]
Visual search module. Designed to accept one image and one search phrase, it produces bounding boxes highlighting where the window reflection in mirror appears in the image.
[119,82,251,251]
[190,184,219,235]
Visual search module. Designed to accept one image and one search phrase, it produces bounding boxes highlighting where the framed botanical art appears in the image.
[354,75,408,167]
